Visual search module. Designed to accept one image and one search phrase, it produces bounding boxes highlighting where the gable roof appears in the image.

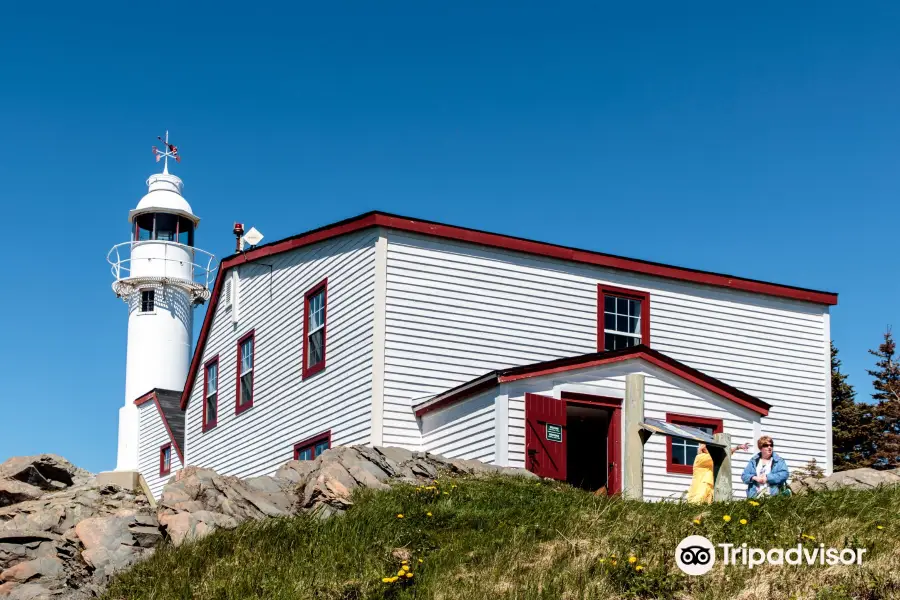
[412,345,771,418]
[135,388,185,463]
[180,211,836,409]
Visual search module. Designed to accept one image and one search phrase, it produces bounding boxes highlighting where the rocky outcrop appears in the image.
[158,445,531,544]
[790,467,900,494]
[0,447,531,597]
[0,455,157,599]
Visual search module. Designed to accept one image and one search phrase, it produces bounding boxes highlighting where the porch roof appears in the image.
[412,345,771,418]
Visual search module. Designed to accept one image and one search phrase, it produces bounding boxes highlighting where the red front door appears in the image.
[525,393,567,480]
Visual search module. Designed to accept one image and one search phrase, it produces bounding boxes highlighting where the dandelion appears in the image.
[611,560,617,566]
[418,559,424,563]
[401,560,408,565]
[406,572,414,578]
[693,518,701,525]
[740,519,748,525]
[382,577,392,583]
[801,534,815,541]
[443,492,449,495]
[397,514,404,518]
[628,556,637,564]
[749,500,760,507]
[426,512,433,517]
[635,565,644,572]
[723,515,731,523]
[398,570,405,577]
[598,558,605,563]
[877,525,884,530]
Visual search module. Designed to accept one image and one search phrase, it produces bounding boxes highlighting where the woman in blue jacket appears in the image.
[741,436,790,498]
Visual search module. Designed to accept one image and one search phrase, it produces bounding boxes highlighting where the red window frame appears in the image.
[159,443,172,476]
[665,412,723,475]
[235,330,255,415]
[597,285,651,352]
[202,355,219,432]
[293,430,332,460]
[302,278,328,379]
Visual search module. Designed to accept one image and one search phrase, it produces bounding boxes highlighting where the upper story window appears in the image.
[236,331,254,414]
[666,413,723,475]
[159,443,172,476]
[140,290,155,313]
[598,285,650,352]
[303,279,328,379]
[203,358,219,431]
[293,431,331,460]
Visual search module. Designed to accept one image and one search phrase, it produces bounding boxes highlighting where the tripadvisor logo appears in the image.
[675,536,867,575]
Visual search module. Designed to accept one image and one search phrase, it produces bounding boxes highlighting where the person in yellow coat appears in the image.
[686,442,749,503]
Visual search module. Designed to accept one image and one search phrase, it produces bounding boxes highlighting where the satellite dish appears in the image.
[243,227,264,247]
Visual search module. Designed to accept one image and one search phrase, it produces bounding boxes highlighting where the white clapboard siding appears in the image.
[384,231,829,475]
[420,389,496,463]
[137,402,182,499]
[184,231,378,478]
[501,361,761,501]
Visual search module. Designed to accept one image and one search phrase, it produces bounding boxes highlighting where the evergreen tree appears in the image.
[867,329,900,468]
[832,342,876,469]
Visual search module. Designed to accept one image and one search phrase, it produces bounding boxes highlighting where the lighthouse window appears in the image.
[303,279,328,379]
[236,331,254,414]
[140,290,155,313]
[203,358,219,431]
[159,444,172,476]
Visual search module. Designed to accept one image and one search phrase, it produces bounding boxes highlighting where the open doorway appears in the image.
[566,404,610,491]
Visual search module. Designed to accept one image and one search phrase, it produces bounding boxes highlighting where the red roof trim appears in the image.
[181,211,836,409]
[413,345,770,418]
[133,391,184,464]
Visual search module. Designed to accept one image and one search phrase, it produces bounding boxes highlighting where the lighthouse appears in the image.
[107,134,217,471]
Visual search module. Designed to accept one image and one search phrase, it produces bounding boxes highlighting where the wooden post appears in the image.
[622,373,645,500]
[711,432,733,502]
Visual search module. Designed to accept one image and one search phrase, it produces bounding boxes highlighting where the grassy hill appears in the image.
[104,476,900,600]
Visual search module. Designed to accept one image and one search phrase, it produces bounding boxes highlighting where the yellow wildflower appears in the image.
[405,572,414,578]
[723,515,731,522]
[611,560,617,566]
[877,525,884,530]
[397,570,405,577]
[401,560,408,565]
[628,556,637,564]
[635,565,644,572]
[382,577,392,583]
[740,519,748,525]
[693,518,701,525]
[443,491,449,495]
[397,514,403,518]
[418,559,424,563]
[749,500,760,507]
[426,512,433,517]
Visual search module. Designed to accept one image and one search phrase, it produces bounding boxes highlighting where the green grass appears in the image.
[104,476,900,600]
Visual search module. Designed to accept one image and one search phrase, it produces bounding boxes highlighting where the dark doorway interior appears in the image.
[566,404,610,492]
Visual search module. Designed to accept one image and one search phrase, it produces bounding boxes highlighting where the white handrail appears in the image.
[106,240,219,290]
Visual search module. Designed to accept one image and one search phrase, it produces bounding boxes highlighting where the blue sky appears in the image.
[1,2,897,472]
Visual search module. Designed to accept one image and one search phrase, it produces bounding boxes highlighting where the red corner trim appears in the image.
[134,391,184,465]
[665,413,724,475]
[182,211,836,410]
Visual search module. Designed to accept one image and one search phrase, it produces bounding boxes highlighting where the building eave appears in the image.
[180,210,836,411]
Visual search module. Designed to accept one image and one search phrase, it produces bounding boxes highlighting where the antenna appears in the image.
[151,131,181,174]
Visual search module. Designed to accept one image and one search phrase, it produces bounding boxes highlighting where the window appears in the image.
[140,290,155,313]
[665,413,723,474]
[202,357,219,431]
[598,285,650,352]
[302,279,328,378]
[293,431,331,461]
[235,331,254,414]
[159,443,172,476]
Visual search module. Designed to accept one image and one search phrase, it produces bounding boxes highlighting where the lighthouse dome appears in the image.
[130,173,200,225]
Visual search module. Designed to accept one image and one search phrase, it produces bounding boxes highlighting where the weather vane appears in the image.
[151,131,181,174]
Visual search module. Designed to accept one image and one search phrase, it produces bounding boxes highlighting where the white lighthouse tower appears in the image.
[107,134,217,471]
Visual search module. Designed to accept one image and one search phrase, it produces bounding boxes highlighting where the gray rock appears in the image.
[0,482,44,509]
[0,557,64,583]
[790,467,900,495]
[0,456,91,491]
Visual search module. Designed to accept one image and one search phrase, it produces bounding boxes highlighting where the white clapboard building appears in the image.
[109,152,838,501]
